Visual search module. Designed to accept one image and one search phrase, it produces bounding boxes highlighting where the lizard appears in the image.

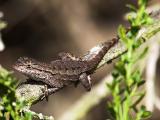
[13,38,118,92]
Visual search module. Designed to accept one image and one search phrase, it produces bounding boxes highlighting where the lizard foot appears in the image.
[41,85,49,101]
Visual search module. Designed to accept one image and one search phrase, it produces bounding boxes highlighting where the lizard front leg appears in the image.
[44,85,49,101]
[41,85,49,101]
[79,73,91,91]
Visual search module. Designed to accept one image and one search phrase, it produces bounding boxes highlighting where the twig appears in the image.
[145,38,160,111]
[0,33,5,52]
[16,80,60,106]
[22,108,54,120]
[0,12,6,52]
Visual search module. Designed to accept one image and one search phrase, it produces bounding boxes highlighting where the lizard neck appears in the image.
[82,38,118,73]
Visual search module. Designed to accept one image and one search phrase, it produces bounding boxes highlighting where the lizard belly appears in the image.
[29,73,79,88]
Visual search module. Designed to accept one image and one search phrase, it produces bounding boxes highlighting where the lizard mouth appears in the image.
[12,62,23,72]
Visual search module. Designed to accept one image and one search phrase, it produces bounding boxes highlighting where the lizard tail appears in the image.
[82,37,119,72]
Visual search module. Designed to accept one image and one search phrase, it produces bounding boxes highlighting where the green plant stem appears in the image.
[109,0,154,119]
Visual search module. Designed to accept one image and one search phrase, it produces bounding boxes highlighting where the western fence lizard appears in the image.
[13,38,118,91]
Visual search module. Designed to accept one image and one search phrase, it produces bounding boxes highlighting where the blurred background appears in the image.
[0,0,159,120]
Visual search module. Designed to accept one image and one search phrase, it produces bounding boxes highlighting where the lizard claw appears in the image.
[41,85,49,101]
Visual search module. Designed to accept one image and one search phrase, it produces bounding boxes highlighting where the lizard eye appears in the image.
[27,64,31,68]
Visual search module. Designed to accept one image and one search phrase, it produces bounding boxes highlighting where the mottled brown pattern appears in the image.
[13,38,118,90]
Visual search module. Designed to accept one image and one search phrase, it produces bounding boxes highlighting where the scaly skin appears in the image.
[13,38,118,91]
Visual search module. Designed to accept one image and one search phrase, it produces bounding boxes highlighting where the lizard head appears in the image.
[13,57,52,81]
[13,57,39,74]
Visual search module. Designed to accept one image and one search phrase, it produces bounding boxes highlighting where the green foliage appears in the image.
[0,17,32,120]
[0,66,32,120]
[107,0,152,120]
[127,0,153,29]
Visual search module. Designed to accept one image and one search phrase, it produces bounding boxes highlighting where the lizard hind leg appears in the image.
[79,73,91,91]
